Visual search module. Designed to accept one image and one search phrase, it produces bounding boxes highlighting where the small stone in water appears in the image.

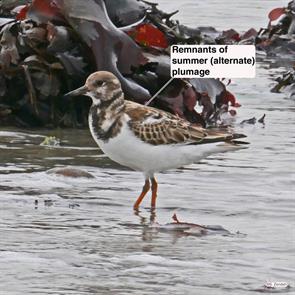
[47,167,95,179]
[69,203,80,209]
[44,199,54,207]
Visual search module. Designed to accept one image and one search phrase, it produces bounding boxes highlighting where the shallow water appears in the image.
[157,0,288,31]
[0,1,295,295]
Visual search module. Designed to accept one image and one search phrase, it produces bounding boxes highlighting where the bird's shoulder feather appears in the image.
[124,101,237,146]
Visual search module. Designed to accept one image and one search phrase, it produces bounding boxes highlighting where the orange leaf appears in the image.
[268,7,286,22]
[128,24,168,49]
[222,90,241,107]
[16,5,29,20]
[32,0,60,17]
[16,0,61,20]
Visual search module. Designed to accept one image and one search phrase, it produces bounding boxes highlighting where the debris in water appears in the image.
[258,114,266,124]
[40,136,60,147]
[44,199,54,207]
[240,117,257,125]
[150,214,231,237]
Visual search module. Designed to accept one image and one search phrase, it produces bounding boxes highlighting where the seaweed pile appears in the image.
[256,0,295,58]
[0,0,240,127]
[256,0,295,99]
[271,68,295,98]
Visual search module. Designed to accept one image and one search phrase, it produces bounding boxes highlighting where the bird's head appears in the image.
[65,71,122,104]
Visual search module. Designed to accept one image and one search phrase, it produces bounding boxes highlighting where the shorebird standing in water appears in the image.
[66,71,246,210]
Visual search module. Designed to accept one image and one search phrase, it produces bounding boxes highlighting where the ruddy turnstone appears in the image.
[66,71,246,210]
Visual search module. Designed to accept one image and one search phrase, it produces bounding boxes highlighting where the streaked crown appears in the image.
[65,71,123,104]
[85,71,122,102]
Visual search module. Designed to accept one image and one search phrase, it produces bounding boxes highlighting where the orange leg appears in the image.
[151,177,158,209]
[133,179,150,210]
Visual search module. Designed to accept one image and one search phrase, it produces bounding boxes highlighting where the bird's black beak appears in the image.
[64,85,88,97]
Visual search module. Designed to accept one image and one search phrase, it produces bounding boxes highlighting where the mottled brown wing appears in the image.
[125,101,233,146]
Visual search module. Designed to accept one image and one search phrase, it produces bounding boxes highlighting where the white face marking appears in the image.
[87,92,101,105]
[87,82,119,105]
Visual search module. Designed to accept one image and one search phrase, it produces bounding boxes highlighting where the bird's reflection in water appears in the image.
[133,209,188,244]
[134,208,159,242]
[134,207,157,223]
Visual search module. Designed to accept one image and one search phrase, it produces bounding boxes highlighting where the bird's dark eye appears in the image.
[94,81,104,87]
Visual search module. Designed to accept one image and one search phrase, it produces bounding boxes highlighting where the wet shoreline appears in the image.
[0,1,294,294]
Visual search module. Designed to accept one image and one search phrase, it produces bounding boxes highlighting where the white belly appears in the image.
[89,119,235,177]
